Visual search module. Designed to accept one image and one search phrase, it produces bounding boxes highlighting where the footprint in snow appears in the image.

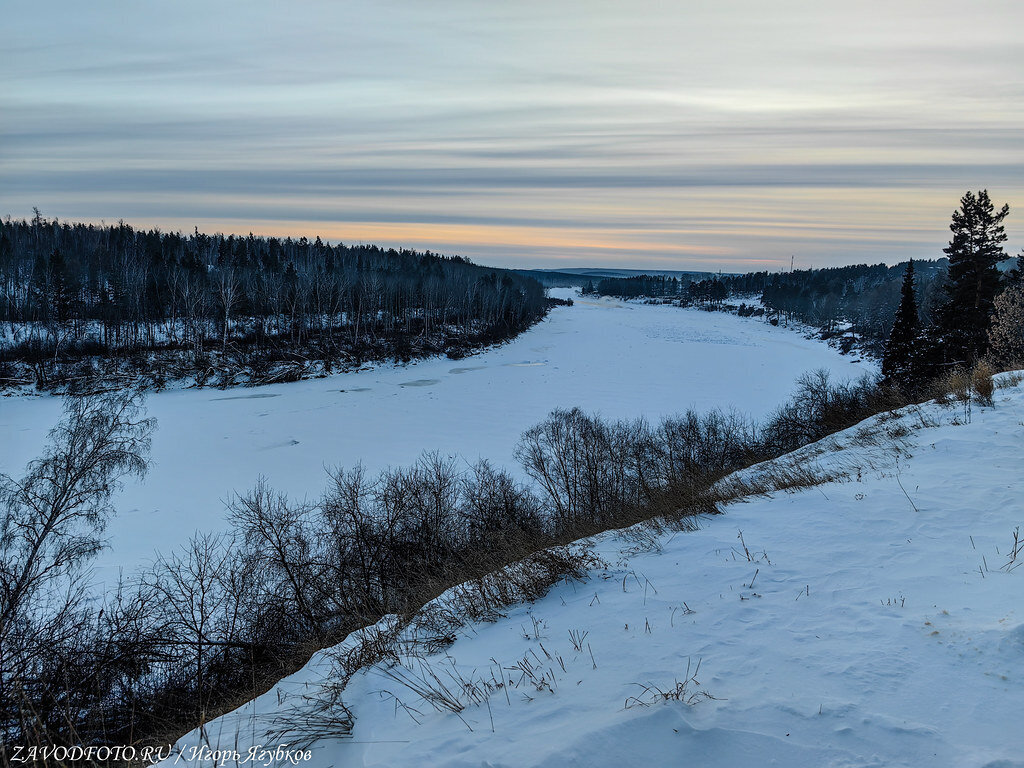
[210,393,281,401]
[261,439,300,450]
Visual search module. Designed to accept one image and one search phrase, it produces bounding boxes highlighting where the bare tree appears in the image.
[215,268,240,353]
[144,532,241,725]
[988,281,1024,365]
[227,479,320,632]
[0,390,153,740]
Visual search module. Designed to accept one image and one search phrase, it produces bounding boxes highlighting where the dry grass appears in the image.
[972,360,996,405]
[996,369,1024,388]
[933,366,972,405]
[624,657,718,709]
[1001,526,1023,573]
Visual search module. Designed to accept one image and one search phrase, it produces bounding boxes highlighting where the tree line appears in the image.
[753,261,950,346]
[585,274,731,307]
[0,213,551,389]
[591,261,953,351]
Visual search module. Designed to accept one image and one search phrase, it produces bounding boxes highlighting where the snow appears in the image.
[163,374,1024,768]
[0,289,869,575]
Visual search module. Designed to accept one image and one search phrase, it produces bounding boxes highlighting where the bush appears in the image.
[988,283,1024,365]
[656,408,757,484]
[971,360,996,405]
[515,409,658,532]
[760,369,888,454]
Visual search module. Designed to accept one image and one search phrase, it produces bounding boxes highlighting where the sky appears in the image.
[2,0,1023,271]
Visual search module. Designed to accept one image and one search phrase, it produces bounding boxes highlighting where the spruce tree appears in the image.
[934,189,1010,365]
[881,260,921,391]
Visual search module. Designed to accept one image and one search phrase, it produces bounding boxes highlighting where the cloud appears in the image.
[2,0,1023,268]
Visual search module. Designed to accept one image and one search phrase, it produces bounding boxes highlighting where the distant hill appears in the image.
[515,267,730,287]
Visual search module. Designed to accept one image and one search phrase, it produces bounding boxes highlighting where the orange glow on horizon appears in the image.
[120,217,740,259]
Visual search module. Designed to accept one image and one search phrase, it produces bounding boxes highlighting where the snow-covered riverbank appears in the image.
[166,372,1024,768]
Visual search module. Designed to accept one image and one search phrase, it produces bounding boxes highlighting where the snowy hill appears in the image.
[164,375,1024,768]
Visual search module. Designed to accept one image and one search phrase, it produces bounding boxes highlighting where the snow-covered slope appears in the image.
[166,375,1024,768]
[0,291,868,575]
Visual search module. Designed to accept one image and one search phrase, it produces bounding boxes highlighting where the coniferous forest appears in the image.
[0,213,553,390]
[592,260,951,353]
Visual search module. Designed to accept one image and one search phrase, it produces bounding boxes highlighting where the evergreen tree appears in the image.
[881,260,921,390]
[934,190,1010,364]
[47,248,79,323]
[583,279,594,294]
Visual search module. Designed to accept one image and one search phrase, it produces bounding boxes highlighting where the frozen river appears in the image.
[0,290,871,573]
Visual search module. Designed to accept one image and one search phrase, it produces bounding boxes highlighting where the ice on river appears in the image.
[0,290,870,574]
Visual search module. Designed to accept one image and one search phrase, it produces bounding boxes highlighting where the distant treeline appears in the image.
[589,261,951,353]
[588,274,729,305]
[732,262,952,348]
[0,213,551,389]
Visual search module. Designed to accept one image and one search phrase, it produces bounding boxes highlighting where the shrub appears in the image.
[760,369,888,454]
[933,366,971,405]
[988,282,1024,365]
[971,360,996,405]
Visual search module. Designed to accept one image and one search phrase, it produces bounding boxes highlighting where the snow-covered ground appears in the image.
[168,374,1024,768]
[0,290,868,574]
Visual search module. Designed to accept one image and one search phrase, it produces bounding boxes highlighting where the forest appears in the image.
[590,261,952,353]
[0,213,553,390]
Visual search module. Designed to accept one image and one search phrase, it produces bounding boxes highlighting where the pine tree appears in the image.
[881,260,922,390]
[934,190,1010,365]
